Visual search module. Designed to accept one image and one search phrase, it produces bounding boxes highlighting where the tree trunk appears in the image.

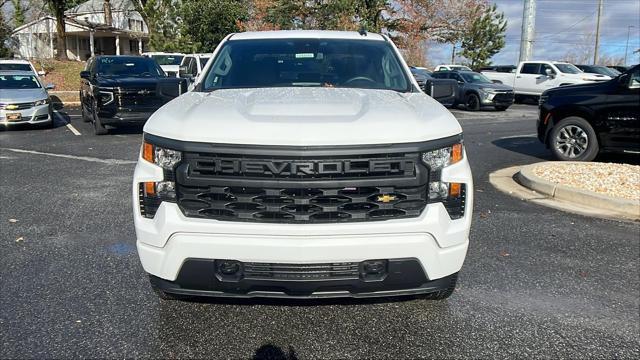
[103,0,113,26]
[54,3,68,60]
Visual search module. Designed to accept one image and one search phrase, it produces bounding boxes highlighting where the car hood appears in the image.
[543,79,613,96]
[144,87,462,146]
[0,88,48,103]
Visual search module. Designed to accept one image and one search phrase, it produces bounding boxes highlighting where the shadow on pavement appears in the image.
[492,136,554,160]
[253,344,298,360]
[106,124,145,135]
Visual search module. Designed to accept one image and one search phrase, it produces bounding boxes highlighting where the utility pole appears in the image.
[519,0,536,62]
[451,44,456,64]
[594,0,603,65]
[625,25,635,66]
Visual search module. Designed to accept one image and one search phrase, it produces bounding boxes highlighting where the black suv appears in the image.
[431,70,515,111]
[80,56,186,135]
[538,65,640,161]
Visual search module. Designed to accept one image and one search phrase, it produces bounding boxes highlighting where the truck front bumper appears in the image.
[133,154,473,299]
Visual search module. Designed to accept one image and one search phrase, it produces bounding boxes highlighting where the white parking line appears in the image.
[498,133,537,139]
[1,148,136,165]
[54,111,82,136]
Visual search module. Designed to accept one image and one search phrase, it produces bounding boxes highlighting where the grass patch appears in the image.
[35,60,86,91]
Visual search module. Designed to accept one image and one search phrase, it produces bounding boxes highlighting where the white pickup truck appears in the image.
[482,61,611,96]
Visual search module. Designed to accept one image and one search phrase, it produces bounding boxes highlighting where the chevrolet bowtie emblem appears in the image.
[377,194,397,203]
[6,104,18,110]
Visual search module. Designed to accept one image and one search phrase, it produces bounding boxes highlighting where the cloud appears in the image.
[426,0,640,67]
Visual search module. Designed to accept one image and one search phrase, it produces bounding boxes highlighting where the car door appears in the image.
[516,63,553,95]
[601,67,640,151]
[80,58,94,111]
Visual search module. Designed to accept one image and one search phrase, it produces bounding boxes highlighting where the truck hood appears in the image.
[144,87,462,146]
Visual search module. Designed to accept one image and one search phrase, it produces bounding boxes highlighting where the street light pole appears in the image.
[625,25,635,66]
[593,0,603,64]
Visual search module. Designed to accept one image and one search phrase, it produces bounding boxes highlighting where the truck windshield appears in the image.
[202,38,410,92]
[152,55,184,66]
[555,64,581,74]
[96,57,165,77]
[0,63,32,71]
[461,72,492,84]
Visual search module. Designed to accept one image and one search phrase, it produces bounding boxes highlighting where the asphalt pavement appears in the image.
[1,104,638,358]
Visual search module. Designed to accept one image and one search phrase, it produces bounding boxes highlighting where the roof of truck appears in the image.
[230,30,386,41]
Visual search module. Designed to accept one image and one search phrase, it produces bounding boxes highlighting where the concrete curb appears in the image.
[515,163,640,220]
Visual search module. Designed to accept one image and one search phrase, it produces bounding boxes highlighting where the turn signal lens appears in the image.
[449,182,462,197]
[142,142,154,163]
[144,181,156,196]
[451,144,463,165]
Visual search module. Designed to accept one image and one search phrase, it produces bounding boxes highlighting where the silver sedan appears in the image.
[0,70,55,128]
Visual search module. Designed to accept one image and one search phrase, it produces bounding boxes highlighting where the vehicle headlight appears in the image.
[33,98,50,106]
[422,142,467,219]
[98,91,114,106]
[139,141,182,218]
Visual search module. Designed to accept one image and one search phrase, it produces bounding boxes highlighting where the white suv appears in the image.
[133,30,473,300]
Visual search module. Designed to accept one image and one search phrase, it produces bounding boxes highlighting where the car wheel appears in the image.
[81,100,91,123]
[465,93,481,111]
[550,117,599,161]
[495,105,509,111]
[419,273,458,300]
[91,100,108,135]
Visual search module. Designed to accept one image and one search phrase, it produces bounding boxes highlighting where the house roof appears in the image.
[66,0,136,14]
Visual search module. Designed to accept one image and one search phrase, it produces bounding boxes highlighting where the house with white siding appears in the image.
[10,0,149,60]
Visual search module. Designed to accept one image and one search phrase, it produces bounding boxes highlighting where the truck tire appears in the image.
[549,116,599,161]
[81,101,91,123]
[465,93,481,111]
[91,100,108,135]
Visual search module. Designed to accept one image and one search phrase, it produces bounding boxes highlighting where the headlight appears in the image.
[422,142,467,219]
[33,98,50,106]
[139,141,182,218]
[98,91,114,105]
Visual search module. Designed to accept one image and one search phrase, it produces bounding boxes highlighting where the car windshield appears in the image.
[460,72,492,84]
[96,57,164,77]
[202,38,410,92]
[555,64,581,74]
[152,55,184,65]
[0,74,41,89]
[593,66,620,77]
[0,63,32,72]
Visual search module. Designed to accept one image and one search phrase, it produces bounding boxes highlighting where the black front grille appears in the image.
[176,184,428,223]
[243,262,360,280]
[117,88,162,107]
[493,92,515,102]
[174,150,429,223]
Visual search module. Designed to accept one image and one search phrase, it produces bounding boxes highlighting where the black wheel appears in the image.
[81,99,91,122]
[465,93,481,111]
[549,116,599,161]
[420,273,458,300]
[495,105,509,111]
[91,100,108,135]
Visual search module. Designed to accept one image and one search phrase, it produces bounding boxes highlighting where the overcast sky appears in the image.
[428,0,640,66]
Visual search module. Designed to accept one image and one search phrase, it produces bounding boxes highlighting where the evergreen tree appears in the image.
[459,3,507,68]
[12,0,25,27]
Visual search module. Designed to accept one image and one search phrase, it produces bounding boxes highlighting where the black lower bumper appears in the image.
[98,108,154,124]
[150,258,453,299]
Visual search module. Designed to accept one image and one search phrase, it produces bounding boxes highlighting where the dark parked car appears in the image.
[80,55,186,135]
[410,66,458,107]
[431,70,515,111]
[608,65,630,73]
[538,65,640,161]
[477,65,516,74]
[575,64,620,77]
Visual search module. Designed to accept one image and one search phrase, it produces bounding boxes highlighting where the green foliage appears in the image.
[0,12,12,58]
[459,3,507,68]
[180,0,249,53]
[11,0,25,26]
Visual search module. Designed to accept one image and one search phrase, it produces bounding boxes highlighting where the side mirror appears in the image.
[545,68,555,78]
[178,66,188,77]
[80,71,91,79]
[492,80,503,84]
[45,83,55,90]
[617,74,629,86]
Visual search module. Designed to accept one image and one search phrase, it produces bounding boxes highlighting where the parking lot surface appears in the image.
[1,104,638,358]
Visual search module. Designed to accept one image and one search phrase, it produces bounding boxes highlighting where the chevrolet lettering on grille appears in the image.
[196,159,416,177]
